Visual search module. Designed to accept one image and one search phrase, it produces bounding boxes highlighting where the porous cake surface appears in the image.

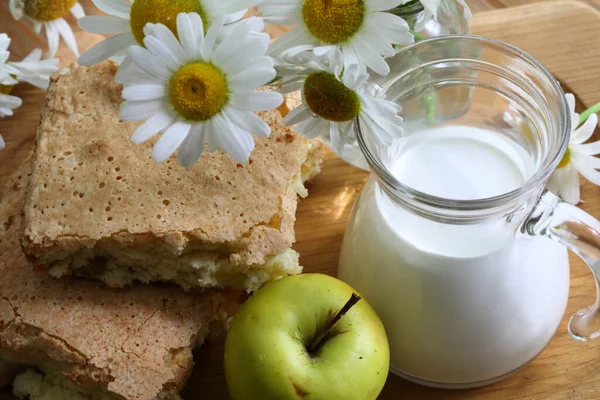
[21,62,322,290]
[0,162,239,400]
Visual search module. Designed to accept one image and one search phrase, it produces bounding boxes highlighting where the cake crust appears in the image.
[0,161,240,400]
[21,62,322,289]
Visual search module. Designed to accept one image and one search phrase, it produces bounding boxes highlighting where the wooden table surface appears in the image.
[3,1,600,399]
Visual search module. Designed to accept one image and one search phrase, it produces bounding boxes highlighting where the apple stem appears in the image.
[308,293,362,354]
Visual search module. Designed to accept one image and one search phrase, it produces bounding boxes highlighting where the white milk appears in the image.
[338,126,569,387]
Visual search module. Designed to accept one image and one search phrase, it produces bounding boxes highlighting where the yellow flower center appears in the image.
[169,62,229,121]
[0,85,15,95]
[24,0,77,22]
[557,147,571,169]
[303,72,361,122]
[130,0,208,45]
[302,0,365,44]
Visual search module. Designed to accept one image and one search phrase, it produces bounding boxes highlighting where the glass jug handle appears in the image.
[525,190,600,341]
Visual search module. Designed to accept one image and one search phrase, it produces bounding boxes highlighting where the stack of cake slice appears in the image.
[0,61,324,399]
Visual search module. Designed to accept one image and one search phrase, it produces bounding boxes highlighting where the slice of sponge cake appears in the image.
[0,160,240,400]
[21,62,323,292]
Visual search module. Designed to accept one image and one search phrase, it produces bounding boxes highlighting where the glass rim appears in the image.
[356,35,570,215]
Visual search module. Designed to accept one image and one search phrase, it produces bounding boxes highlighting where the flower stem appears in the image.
[410,29,426,42]
[579,101,600,126]
[424,92,437,125]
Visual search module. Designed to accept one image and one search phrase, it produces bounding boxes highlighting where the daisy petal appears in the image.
[143,36,183,72]
[225,107,271,137]
[232,16,264,33]
[219,0,263,16]
[228,67,276,90]
[283,104,311,126]
[153,121,192,163]
[301,117,327,138]
[220,52,272,76]
[575,140,600,156]
[224,9,248,23]
[366,13,414,45]
[55,18,79,57]
[122,84,167,101]
[358,31,395,57]
[0,135,5,150]
[177,12,204,62]
[110,52,128,64]
[278,81,304,95]
[178,123,207,167]
[210,114,255,162]
[565,93,578,126]
[78,31,136,66]
[215,29,269,67]
[0,94,22,110]
[78,16,130,34]
[313,45,337,57]
[367,11,410,30]
[571,113,598,144]
[120,100,164,121]
[574,158,600,186]
[44,22,60,58]
[558,166,580,204]
[268,28,317,57]
[259,2,300,25]
[203,17,226,60]
[115,55,134,83]
[8,0,24,20]
[342,63,362,88]
[33,21,43,35]
[0,75,18,86]
[0,108,15,117]
[70,2,86,19]
[128,46,171,80]
[131,111,175,144]
[457,0,472,19]
[91,0,132,19]
[351,39,389,75]
[21,48,42,62]
[0,33,10,54]
[116,60,162,85]
[143,24,186,66]
[329,122,342,153]
[230,91,283,112]
[420,0,441,19]
[574,152,600,170]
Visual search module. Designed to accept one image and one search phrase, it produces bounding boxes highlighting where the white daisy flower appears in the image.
[0,41,23,118]
[119,12,283,166]
[260,0,415,76]
[0,33,60,151]
[547,93,600,205]
[279,51,404,154]
[1,35,59,90]
[9,0,85,57]
[0,33,58,118]
[420,0,472,23]
[78,0,265,66]
[0,92,23,119]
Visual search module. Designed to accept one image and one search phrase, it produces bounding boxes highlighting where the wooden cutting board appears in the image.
[2,1,600,399]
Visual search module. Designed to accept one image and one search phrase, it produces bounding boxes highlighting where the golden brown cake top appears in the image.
[0,160,237,400]
[22,62,310,265]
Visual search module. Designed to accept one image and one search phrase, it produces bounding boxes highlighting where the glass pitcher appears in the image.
[331,0,471,170]
[338,35,600,389]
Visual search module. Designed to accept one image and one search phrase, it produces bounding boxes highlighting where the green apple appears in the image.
[224,273,389,400]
